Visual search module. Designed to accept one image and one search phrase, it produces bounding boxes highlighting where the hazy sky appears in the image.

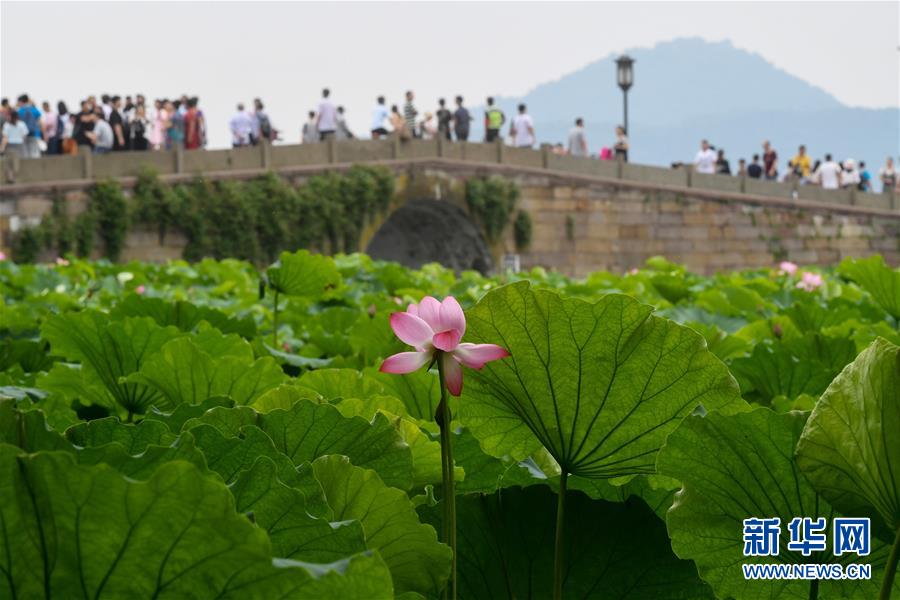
[2,1,898,149]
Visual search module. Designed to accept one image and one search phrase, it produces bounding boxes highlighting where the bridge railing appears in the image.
[1,138,895,212]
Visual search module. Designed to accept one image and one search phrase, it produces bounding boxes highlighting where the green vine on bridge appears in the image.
[465,176,521,244]
[11,165,395,265]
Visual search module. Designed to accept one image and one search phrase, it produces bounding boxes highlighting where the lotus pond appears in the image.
[1,252,898,599]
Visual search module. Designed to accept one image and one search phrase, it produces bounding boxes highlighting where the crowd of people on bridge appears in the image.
[1,89,897,195]
[0,93,210,156]
[690,139,898,193]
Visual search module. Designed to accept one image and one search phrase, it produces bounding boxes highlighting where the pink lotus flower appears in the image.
[778,261,798,276]
[0,251,6,261]
[135,285,146,295]
[380,295,509,396]
[55,257,70,266]
[796,271,823,292]
[627,268,639,276]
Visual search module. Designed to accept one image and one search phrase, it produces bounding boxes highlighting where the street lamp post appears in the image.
[615,55,635,135]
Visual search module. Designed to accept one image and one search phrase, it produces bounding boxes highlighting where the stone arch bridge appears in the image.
[1,138,897,275]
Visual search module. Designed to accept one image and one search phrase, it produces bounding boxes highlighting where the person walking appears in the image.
[336,106,354,140]
[453,96,471,142]
[403,91,418,138]
[302,111,318,143]
[253,98,276,144]
[229,103,253,147]
[73,99,96,150]
[814,154,841,189]
[184,98,202,150]
[90,115,114,154]
[762,140,778,180]
[791,145,812,181]
[840,159,861,189]
[0,110,28,157]
[567,117,588,157]
[109,96,129,152]
[370,96,389,139]
[40,101,59,155]
[613,125,629,162]
[436,98,452,141]
[484,97,505,142]
[694,140,717,174]
[509,104,535,148]
[129,104,151,151]
[389,105,408,140]
[150,99,167,150]
[316,88,337,140]
[747,154,763,178]
[17,95,43,158]
[878,157,896,192]
[715,149,731,175]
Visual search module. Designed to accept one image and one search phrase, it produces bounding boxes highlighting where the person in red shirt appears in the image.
[183,97,201,150]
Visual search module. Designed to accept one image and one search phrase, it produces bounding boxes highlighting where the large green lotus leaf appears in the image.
[184,399,413,489]
[35,362,114,409]
[366,366,441,421]
[127,337,285,408]
[839,255,900,319]
[0,445,392,599]
[460,282,746,476]
[258,400,413,490]
[41,311,182,414]
[144,395,235,432]
[657,408,890,599]
[796,337,900,536]
[266,249,341,298]
[0,401,209,479]
[73,432,210,480]
[0,399,71,452]
[335,395,460,488]
[66,416,175,451]
[348,311,407,365]
[178,422,333,520]
[293,368,384,402]
[784,298,865,334]
[419,484,712,599]
[218,552,395,600]
[230,456,367,562]
[251,384,306,412]
[311,455,451,595]
[730,333,857,405]
[452,428,550,494]
[0,339,55,373]
[110,294,257,337]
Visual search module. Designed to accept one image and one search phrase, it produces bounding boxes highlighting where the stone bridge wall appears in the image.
[1,139,897,274]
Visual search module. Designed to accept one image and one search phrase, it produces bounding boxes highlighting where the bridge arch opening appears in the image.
[366,199,493,274]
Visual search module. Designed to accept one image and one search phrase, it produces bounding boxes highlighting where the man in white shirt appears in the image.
[567,117,588,157]
[316,88,337,141]
[370,96,389,139]
[229,103,253,147]
[814,154,841,189]
[509,103,535,148]
[694,139,716,174]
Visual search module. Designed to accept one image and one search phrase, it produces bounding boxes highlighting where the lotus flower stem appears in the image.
[808,579,818,600]
[272,290,280,348]
[435,353,457,600]
[554,469,568,600]
[881,526,900,600]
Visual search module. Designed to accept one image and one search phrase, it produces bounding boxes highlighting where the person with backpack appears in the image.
[253,98,277,144]
[16,94,43,158]
[484,96,505,143]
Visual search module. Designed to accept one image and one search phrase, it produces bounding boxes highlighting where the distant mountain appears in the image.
[474,38,899,167]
